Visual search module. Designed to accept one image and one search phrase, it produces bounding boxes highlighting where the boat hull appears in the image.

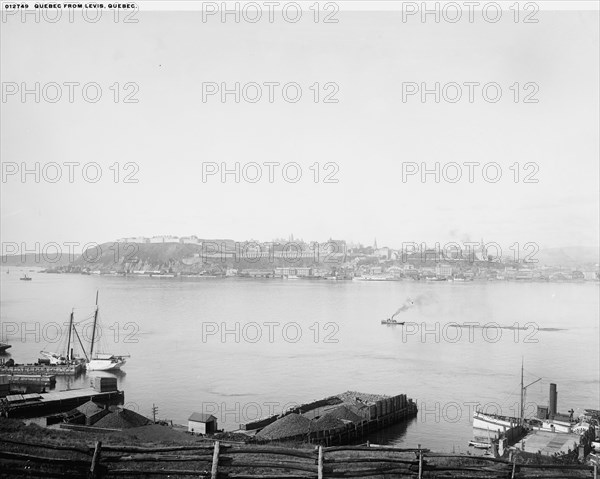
[472,411,518,432]
[86,358,126,371]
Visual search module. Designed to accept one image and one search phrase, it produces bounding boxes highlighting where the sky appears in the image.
[1,2,599,253]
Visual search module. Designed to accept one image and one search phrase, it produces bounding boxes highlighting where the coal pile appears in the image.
[337,391,388,404]
[93,408,151,429]
[326,405,363,423]
[313,413,345,432]
[255,413,310,440]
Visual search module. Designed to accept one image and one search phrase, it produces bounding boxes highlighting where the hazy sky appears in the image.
[1,2,599,252]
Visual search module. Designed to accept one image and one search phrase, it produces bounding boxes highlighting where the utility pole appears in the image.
[152,404,158,423]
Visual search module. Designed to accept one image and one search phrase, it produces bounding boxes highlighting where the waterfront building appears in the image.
[583,271,599,281]
[188,413,217,434]
[274,267,295,277]
[296,267,313,277]
[435,264,453,277]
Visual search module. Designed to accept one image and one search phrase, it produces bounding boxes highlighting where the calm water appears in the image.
[1,268,598,452]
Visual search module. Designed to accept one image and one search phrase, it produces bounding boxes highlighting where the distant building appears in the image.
[180,236,201,244]
[188,412,217,434]
[295,267,313,277]
[240,269,273,278]
[515,269,534,280]
[274,267,295,277]
[150,235,179,243]
[375,247,390,260]
[116,237,149,244]
[583,271,598,281]
[435,264,453,277]
[571,271,585,281]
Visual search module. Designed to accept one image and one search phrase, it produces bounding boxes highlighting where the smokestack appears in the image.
[549,383,557,419]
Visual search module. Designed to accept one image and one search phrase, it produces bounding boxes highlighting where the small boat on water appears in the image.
[468,441,491,449]
[20,274,32,281]
[381,318,405,325]
[381,297,415,325]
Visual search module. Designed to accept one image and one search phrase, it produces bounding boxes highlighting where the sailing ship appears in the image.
[40,310,87,365]
[0,342,12,353]
[20,274,32,281]
[85,291,129,371]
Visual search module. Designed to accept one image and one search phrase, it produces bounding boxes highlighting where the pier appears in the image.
[5,374,56,387]
[0,363,84,376]
[1,387,124,418]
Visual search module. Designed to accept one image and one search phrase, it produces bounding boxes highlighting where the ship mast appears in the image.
[520,359,542,425]
[520,358,524,425]
[90,290,99,359]
[66,310,74,361]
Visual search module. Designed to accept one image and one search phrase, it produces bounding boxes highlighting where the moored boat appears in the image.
[87,353,127,371]
[85,291,129,371]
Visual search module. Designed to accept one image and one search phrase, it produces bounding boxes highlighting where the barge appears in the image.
[240,391,418,446]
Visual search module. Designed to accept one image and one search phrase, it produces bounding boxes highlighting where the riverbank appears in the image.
[1,419,597,478]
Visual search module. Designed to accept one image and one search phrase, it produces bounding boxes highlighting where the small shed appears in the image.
[188,412,217,434]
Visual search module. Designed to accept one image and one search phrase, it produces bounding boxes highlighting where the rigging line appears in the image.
[71,325,89,362]
[523,368,543,379]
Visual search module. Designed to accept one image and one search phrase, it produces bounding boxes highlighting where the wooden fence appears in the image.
[0,437,598,478]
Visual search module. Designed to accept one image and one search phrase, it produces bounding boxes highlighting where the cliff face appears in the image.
[69,242,339,273]
[71,242,206,273]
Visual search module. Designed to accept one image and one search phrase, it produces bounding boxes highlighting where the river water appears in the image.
[1,268,598,452]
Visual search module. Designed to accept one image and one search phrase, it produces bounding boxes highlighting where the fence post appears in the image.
[89,441,102,479]
[318,445,324,479]
[594,464,597,479]
[418,444,423,479]
[211,441,220,479]
[511,454,517,479]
